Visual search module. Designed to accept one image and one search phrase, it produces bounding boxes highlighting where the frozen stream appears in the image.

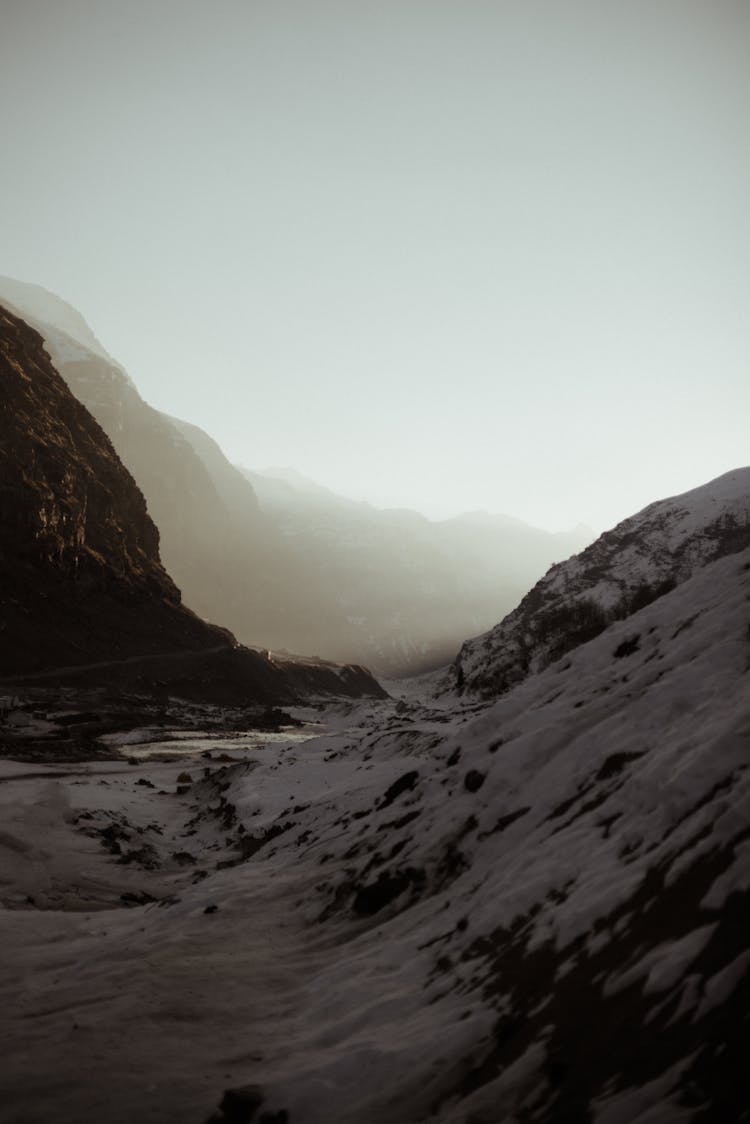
[99,723,326,760]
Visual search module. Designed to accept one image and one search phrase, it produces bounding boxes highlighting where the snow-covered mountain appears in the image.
[2,529,747,1122]
[452,467,750,697]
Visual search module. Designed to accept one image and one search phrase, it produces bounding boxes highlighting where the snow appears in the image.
[453,466,750,698]
[0,547,748,1121]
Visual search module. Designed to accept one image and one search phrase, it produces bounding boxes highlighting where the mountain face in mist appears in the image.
[0,302,384,703]
[239,466,592,674]
[0,278,270,624]
[0,302,227,674]
[452,467,750,697]
[0,279,591,676]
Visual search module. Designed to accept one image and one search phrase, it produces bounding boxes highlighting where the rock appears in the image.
[464,770,486,793]
[172,850,197,865]
[378,770,419,809]
[204,903,219,914]
[120,891,157,907]
[219,1083,265,1122]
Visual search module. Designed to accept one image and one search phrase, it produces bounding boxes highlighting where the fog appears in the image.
[0,271,595,673]
[2,0,749,531]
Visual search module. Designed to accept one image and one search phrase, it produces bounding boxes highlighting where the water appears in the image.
[120,724,324,761]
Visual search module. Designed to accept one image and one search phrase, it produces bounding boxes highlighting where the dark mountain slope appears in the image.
[0,305,384,702]
[0,303,221,673]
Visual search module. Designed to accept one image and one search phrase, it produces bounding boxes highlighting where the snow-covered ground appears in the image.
[1,546,748,1122]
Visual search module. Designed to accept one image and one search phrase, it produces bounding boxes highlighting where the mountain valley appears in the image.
[0,277,592,677]
[0,286,747,1123]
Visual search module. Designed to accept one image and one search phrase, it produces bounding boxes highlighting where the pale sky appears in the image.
[2,0,748,532]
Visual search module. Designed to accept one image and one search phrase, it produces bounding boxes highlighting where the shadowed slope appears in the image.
[0,305,385,704]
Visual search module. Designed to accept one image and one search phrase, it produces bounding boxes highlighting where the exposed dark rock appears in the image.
[378,770,419,809]
[613,634,641,658]
[463,770,486,793]
[352,867,426,916]
[171,851,197,866]
[120,891,158,907]
[218,1084,265,1122]
[117,844,159,870]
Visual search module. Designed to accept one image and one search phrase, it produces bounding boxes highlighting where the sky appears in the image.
[1,0,748,533]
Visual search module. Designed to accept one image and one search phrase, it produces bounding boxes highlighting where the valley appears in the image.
[1,543,748,1122]
[0,291,748,1122]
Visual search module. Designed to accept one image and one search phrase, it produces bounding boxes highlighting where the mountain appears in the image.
[0,275,117,363]
[0,303,384,703]
[452,467,750,697]
[239,466,592,675]
[0,280,294,646]
[0,302,219,671]
[2,496,746,1121]
[0,278,592,675]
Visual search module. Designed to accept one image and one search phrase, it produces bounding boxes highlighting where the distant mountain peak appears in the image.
[0,275,115,365]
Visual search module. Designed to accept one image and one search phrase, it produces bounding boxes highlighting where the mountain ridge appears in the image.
[452,466,750,697]
[0,277,593,676]
[0,302,385,704]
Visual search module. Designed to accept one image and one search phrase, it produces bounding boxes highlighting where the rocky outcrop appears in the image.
[453,467,750,697]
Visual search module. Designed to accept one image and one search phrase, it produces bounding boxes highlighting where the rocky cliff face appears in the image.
[0,303,235,675]
[453,468,750,697]
[0,304,386,702]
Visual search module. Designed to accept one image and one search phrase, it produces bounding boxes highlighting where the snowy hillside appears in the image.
[1,543,748,1122]
[452,467,750,698]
